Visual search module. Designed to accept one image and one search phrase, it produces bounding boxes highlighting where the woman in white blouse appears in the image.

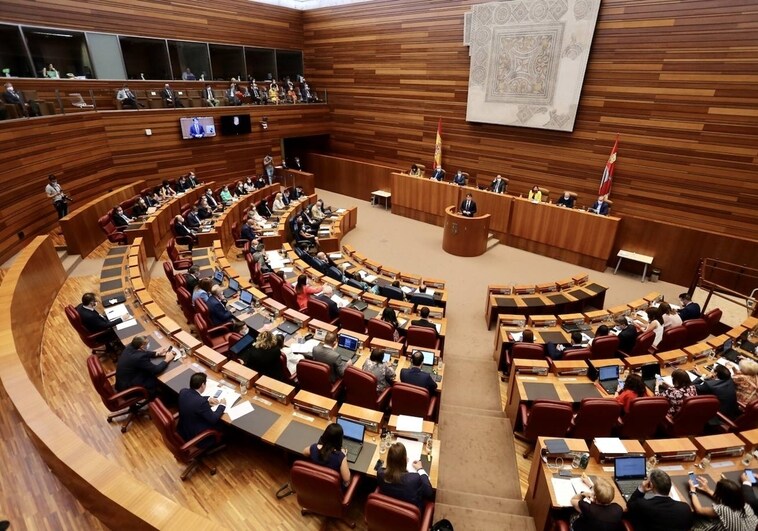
[658,301,683,328]
[272,192,286,211]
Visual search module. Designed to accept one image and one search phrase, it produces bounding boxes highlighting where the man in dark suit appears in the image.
[614,316,638,353]
[115,336,174,397]
[677,293,701,322]
[400,350,437,395]
[546,331,585,360]
[430,166,446,182]
[490,175,507,194]
[186,172,199,188]
[314,285,340,320]
[178,372,225,446]
[696,364,739,420]
[453,170,466,186]
[111,206,132,227]
[626,469,693,531]
[173,215,197,250]
[556,191,575,208]
[588,195,610,215]
[2,82,40,117]
[291,185,305,200]
[161,83,184,108]
[188,118,205,138]
[183,265,201,293]
[312,251,335,274]
[257,199,273,219]
[76,293,123,347]
[460,193,477,217]
[240,219,259,241]
[204,189,222,211]
[411,307,438,337]
[185,206,202,229]
[282,189,292,206]
[311,332,350,382]
[207,285,234,326]
[175,175,190,192]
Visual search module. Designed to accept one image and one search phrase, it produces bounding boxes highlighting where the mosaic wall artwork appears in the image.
[465,0,601,132]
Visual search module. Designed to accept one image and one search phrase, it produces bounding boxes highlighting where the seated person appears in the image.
[377,442,433,513]
[655,368,696,416]
[111,206,132,227]
[131,196,150,217]
[430,166,445,181]
[183,265,201,292]
[453,170,466,186]
[639,307,665,348]
[186,172,199,188]
[196,198,213,219]
[175,175,190,192]
[192,278,213,307]
[677,292,701,322]
[206,285,234,326]
[2,82,40,117]
[173,215,197,248]
[75,292,122,347]
[302,423,351,488]
[615,373,646,413]
[381,307,402,342]
[282,188,292,206]
[233,180,247,197]
[219,185,233,205]
[688,476,757,530]
[696,364,739,421]
[239,331,283,380]
[311,332,350,382]
[490,174,507,193]
[615,316,638,353]
[410,307,438,337]
[732,359,758,405]
[115,335,174,398]
[160,179,177,198]
[314,285,340,320]
[569,476,624,531]
[185,206,202,229]
[204,189,222,211]
[203,84,219,107]
[528,185,542,202]
[588,325,609,346]
[409,164,421,177]
[253,175,267,189]
[291,185,305,200]
[178,372,226,446]
[295,274,322,311]
[460,193,477,217]
[546,331,584,360]
[272,192,286,211]
[362,348,396,393]
[312,199,331,220]
[243,176,256,192]
[256,199,273,219]
[658,301,683,329]
[556,191,575,208]
[588,195,610,215]
[116,85,142,109]
[312,251,335,274]
[226,83,241,106]
[400,350,437,395]
[521,329,535,343]
[161,83,184,107]
[250,240,272,273]
[627,469,693,531]
[240,219,259,241]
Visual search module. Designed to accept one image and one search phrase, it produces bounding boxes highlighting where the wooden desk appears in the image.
[442,206,490,257]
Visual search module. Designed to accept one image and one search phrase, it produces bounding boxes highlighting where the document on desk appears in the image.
[400,286,413,294]
[551,477,576,507]
[105,304,130,321]
[227,401,254,421]
[396,437,424,473]
[594,437,627,455]
[202,381,241,411]
[290,339,320,355]
[397,317,408,328]
[396,415,424,433]
[510,332,524,342]
[331,294,349,308]
[328,253,342,260]
[115,318,138,330]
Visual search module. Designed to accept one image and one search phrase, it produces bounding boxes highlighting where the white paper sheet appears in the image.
[400,286,413,294]
[290,339,320,355]
[115,318,138,330]
[202,380,240,410]
[571,476,592,494]
[510,332,524,342]
[396,415,424,433]
[551,477,576,507]
[331,294,349,308]
[396,437,424,472]
[105,304,130,321]
[594,437,627,455]
[226,400,254,421]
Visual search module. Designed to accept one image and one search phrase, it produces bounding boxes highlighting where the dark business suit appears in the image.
[556,196,575,208]
[460,198,477,217]
[161,88,184,107]
[410,318,438,337]
[311,343,347,382]
[590,201,610,215]
[617,325,638,354]
[377,469,433,512]
[207,296,234,326]
[240,224,258,241]
[113,212,130,227]
[430,169,445,182]
[115,344,168,396]
[205,193,220,210]
[76,304,120,333]
[257,201,273,218]
[400,366,437,395]
[184,273,199,293]
[314,293,339,320]
[453,173,466,186]
[282,194,291,206]
[177,388,225,444]
[678,302,701,322]
[696,377,739,419]
[174,221,195,243]
[132,202,148,217]
[185,212,201,229]
[241,345,284,381]
[491,179,507,193]
[626,488,693,531]
[291,188,304,200]
[175,179,190,192]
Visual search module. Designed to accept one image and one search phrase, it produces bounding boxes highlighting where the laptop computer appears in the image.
[229,333,254,357]
[350,300,368,311]
[561,322,591,334]
[336,417,365,464]
[223,277,241,299]
[335,334,360,362]
[641,363,661,391]
[719,338,740,362]
[597,365,620,394]
[613,455,647,500]
[417,350,436,373]
[277,320,300,336]
[231,289,255,311]
[212,270,225,285]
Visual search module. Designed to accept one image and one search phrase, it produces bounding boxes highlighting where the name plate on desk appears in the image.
[283,308,310,328]
[338,404,383,433]
[221,360,258,388]
[515,365,549,375]
[694,433,746,459]
[255,376,295,405]
[195,345,228,371]
[308,318,338,335]
[644,438,698,462]
[262,298,286,316]
[552,361,588,376]
[293,390,337,420]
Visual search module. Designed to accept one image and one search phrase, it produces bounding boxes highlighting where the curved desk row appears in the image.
[391,172,620,270]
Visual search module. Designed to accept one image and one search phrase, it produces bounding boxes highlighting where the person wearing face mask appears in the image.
[75,292,124,352]
[3,82,41,117]
[111,205,132,227]
[45,174,70,218]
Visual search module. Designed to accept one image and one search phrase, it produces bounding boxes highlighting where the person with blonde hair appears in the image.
[733,359,758,405]
[240,330,283,381]
[569,476,624,531]
[272,192,286,211]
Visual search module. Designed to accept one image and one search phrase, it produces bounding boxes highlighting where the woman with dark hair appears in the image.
[658,301,683,329]
[303,423,350,487]
[528,185,542,202]
[362,348,395,393]
[615,373,646,413]
[377,442,433,512]
[655,368,696,416]
[689,477,757,531]
[381,307,402,342]
[641,307,665,347]
[522,329,535,343]
[589,325,609,346]
[295,274,321,311]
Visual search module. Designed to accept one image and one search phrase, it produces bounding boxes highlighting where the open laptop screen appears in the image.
[228,277,240,291]
[338,334,359,351]
[213,270,224,283]
[239,290,253,304]
[229,334,254,356]
[421,350,435,366]
[337,417,365,442]
[598,365,619,381]
[614,456,646,480]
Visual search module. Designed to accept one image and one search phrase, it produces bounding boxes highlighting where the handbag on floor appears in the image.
[432,519,454,531]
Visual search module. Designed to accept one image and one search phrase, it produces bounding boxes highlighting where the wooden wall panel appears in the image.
[302,0,758,242]
[305,153,399,199]
[3,0,303,49]
[0,105,330,265]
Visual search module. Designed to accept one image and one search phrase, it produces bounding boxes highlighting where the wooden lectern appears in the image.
[442,206,490,257]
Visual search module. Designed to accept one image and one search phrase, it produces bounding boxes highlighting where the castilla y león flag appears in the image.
[599,135,619,197]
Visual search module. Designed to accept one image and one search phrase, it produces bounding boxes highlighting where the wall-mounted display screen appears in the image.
[180,116,216,139]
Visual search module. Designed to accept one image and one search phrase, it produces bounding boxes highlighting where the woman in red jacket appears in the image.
[615,373,646,414]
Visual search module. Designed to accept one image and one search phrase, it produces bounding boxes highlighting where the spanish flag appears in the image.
[433,118,442,169]
[599,134,618,197]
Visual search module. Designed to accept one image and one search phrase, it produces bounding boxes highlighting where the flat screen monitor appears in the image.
[180,116,216,139]
[220,114,252,136]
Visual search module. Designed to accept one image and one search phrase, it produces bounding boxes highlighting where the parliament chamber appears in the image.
[1,1,758,531]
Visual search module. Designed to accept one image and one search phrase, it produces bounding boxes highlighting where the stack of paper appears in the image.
[400,286,413,294]
[594,437,627,454]
[116,319,137,330]
[227,401,254,421]
[331,294,349,308]
[396,437,424,473]
[551,478,576,507]
[510,332,524,342]
[105,304,131,322]
[290,339,320,355]
[202,380,241,411]
[396,415,424,433]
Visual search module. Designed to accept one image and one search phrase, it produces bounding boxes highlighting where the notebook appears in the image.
[614,455,647,500]
[277,320,300,336]
[336,417,365,463]
[597,365,620,394]
[335,334,360,362]
[229,333,254,357]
